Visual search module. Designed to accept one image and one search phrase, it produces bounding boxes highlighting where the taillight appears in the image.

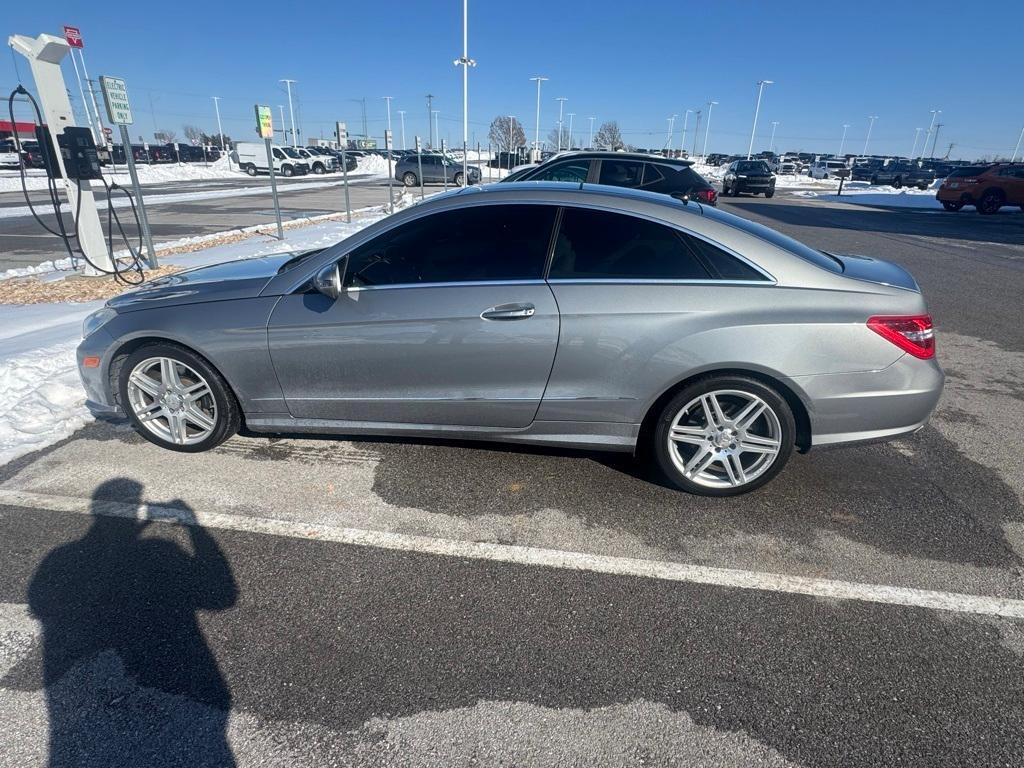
[867,315,935,359]
[697,188,717,203]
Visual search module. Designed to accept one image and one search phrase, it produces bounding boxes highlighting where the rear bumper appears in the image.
[787,354,944,448]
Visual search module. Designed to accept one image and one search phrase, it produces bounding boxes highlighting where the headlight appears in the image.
[82,307,116,339]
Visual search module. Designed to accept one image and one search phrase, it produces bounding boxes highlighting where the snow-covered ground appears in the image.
[0,203,405,465]
[0,154,390,193]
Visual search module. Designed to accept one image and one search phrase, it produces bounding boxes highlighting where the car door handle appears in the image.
[480,303,536,320]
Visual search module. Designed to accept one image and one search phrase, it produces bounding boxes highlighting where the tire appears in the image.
[282,165,294,177]
[764,187,775,198]
[454,171,465,187]
[119,343,240,453]
[892,177,902,189]
[313,163,325,174]
[402,172,418,187]
[870,175,878,185]
[245,164,257,177]
[652,375,795,497]
[977,189,1004,215]
[941,201,963,212]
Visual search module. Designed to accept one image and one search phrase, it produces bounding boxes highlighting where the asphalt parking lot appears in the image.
[2,191,1023,766]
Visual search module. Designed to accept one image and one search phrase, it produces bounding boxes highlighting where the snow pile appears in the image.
[354,154,391,177]
[790,184,956,210]
[0,302,102,465]
[0,156,242,193]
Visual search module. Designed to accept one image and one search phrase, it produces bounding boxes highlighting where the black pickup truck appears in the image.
[861,161,935,189]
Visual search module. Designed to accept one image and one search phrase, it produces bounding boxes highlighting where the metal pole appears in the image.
[361,98,367,140]
[530,76,548,160]
[1012,125,1024,162]
[77,51,106,146]
[863,116,878,156]
[921,110,940,160]
[910,128,922,159]
[555,96,567,152]
[929,124,942,159]
[508,116,515,165]
[68,47,96,142]
[839,124,849,156]
[702,101,717,160]
[567,112,575,150]
[588,116,595,149]
[769,120,779,155]
[442,138,448,191]
[692,110,701,157]
[119,124,158,267]
[385,129,394,213]
[487,141,491,181]
[426,94,434,148]
[398,110,406,150]
[452,0,475,183]
[416,135,425,200]
[679,110,690,156]
[747,80,772,159]
[213,96,229,169]
[433,110,440,153]
[281,79,298,146]
[665,114,676,152]
[278,106,287,144]
[264,137,284,239]
[339,141,351,223]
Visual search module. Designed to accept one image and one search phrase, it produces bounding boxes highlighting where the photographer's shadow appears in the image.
[13,479,238,767]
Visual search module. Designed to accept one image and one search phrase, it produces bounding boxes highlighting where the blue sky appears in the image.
[4,0,1022,159]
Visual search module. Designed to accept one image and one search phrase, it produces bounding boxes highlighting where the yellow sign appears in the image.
[255,105,274,139]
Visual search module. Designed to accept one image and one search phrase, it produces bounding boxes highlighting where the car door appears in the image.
[267,203,560,427]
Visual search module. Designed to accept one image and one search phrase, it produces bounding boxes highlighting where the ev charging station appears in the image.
[8,32,115,274]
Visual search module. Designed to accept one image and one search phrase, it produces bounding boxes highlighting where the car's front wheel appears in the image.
[120,344,240,453]
[977,189,1004,215]
[942,200,963,212]
[402,171,418,186]
[765,187,775,198]
[454,171,465,187]
[652,376,795,496]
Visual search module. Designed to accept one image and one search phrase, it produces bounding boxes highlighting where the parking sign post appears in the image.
[442,139,448,191]
[256,105,284,240]
[385,128,394,214]
[415,136,425,200]
[336,121,351,223]
[100,76,157,268]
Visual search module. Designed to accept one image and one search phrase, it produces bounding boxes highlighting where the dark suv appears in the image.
[936,164,1024,214]
[722,160,776,197]
[500,151,718,205]
[867,161,934,189]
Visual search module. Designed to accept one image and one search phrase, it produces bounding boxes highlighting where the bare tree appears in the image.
[155,129,177,144]
[183,124,203,145]
[593,121,625,151]
[546,126,572,151]
[488,115,526,153]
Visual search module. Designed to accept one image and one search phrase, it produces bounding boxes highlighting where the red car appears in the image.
[936,163,1024,214]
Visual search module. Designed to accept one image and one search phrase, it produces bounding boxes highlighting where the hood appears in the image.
[827,252,920,292]
[107,253,300,311]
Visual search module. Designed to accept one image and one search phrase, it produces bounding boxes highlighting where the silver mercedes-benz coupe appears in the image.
[78,182,943,495]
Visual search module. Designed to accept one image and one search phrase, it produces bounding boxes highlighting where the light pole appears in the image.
[567,112,575,150]
[530,76,548,160]
[555,96,568,151]
[426,94,434,148]
[452,0,476,179]
[692,110,702,157]
[397,110,406,150]
[929,123,943,159]
[910,127,923,159]
[769,120,779,155]
[922,109,940,159]
[747,79,773,159]
[507,115,515,157]
[382,96,393,146]
[588,116,595,149]
[212,96,229,168]
[702,100,718,161]
[278,105,288,144]
[839,123,850,156]
[1012,125,1024,162]
[280,79,298,146]
[432,110,440,151]
[863,115,878,156]
[679,109,692,156]
[665,114,677,152]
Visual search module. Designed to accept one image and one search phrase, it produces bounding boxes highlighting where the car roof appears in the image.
[539,150,694,167]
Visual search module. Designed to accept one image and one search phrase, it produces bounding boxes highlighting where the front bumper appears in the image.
[77,327,123,419]
[788,353,945,448]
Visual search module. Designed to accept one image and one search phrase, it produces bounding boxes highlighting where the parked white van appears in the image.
[232,142,310,177]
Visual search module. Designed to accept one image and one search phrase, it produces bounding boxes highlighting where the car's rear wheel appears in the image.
[653,376,795,496]
[892,177,902,188]
[765,187,775,198]
[942,200,963,212]
[402,171,418,186]
[454,171,466,187]
[245,164,257,177]
[977,189,1004,215]
[120,344,240,453]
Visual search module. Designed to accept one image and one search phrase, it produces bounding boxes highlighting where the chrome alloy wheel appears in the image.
[126,357,218,446]
[666,389,783,489]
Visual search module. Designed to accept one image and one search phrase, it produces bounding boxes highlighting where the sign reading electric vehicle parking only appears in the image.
[99,76,133,125]
[256,105,274,139]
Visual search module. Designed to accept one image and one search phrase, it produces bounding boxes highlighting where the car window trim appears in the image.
[545,202,777,284]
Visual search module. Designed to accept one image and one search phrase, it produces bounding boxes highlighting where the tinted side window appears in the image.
[644,164,705,195]
[273,148,285,160]
[598,160,643,188]
[682,235,769,281]
[549,208,710,280]
[345,205,556,287]
[531,160,590,182]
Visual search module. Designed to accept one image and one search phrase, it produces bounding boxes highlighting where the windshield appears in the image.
[948,166,989,178]
[282,147,300,159]
[736,161,768,173]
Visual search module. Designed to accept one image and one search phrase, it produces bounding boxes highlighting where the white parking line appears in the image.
[3,487,1023,619]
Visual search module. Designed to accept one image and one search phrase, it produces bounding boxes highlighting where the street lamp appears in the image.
[555,97,568,151]
[278,105,288,144]
[382,96,393,148]
[666,114,677,152]
[212,96,229,168]
[452,0,476,180]
[922,109,940,159]
[702,100,718,160]
[432,110,440,151]
[566,112,575,150]
[280,79,298,146]
[588,116,596,149]
[747,79,773,159]
[425,94,434,148]
[839,123,850,156]
[863,115,878,156]
[910,127,923,159]
[1012,124,1024,163]
[507,115,516,158]
[769,120,779,155]
[679,109,693,156]
[530,76,548,160]
[397,110,407,150]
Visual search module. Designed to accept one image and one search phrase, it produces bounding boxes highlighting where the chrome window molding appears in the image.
[546,278,776,287]
[343,279,548,293]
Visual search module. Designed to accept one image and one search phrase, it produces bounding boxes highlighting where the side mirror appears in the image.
[313,255,348,301]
